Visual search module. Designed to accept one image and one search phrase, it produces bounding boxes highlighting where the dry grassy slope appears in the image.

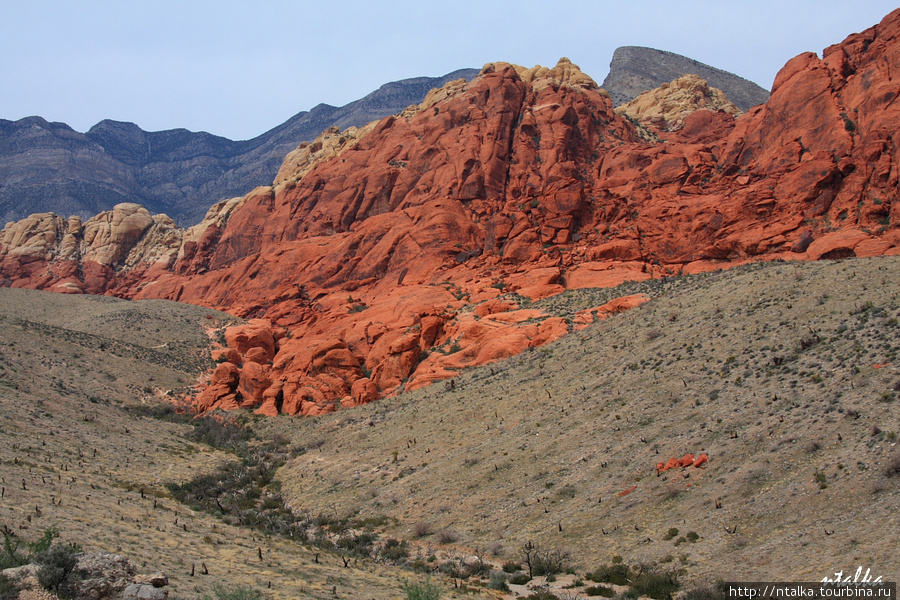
[261,257,900,585]
[0,289,481,600]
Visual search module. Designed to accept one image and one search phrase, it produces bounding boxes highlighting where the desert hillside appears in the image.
[0,288,475,600]
[0,256,897,598]
[1,9,900,598]
[261,256,900,583]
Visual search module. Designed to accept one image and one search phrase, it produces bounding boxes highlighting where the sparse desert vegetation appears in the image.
[261,257,900,584]
[1,256,899,598]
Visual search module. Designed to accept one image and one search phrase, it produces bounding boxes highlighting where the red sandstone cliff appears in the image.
[2,10,900,415]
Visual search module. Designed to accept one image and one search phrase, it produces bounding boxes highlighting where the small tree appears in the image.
[532,547,569,577]
[521,541,537,580]
[520,541,569,580]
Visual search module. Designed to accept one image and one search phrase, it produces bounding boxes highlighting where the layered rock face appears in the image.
[2,10,900,416]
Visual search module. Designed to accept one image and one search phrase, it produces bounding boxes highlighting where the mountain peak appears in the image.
[601,46,770,110]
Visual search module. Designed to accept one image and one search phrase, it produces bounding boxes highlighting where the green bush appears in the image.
[522,592,560,600]
[509,573,530,585]
[34,543,79,596]
[201,583,263,600]
[166,435,303,540]
[336,531,376,557]
[0,573,21,600]
[437,560,465,579]
[586,563,630,586]
[502,560,521,573]
[682,581,728,600]
[585,585,616,597]
[531,548,569,577]
[126,401,193,423]
[0,527,85,598]
[0,533,27,570]
[630,567,680,600]
[381,538,410,562]
[188,416,254,451]
[401,578,442,600]
[488,572,510,591]
[1,525,64,570]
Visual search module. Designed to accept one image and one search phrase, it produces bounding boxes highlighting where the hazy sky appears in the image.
[2,1,898,140]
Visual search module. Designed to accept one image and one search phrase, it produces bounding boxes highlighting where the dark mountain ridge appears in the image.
[601,46,771,110]
[0,68,480,226]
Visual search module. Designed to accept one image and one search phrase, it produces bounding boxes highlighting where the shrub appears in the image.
[128,401,193,423]
[682,581,728,600]
[336,531,376,558]
[0,532,27,570]
[167,437,304,541]
[488,572,510,591]
[412,522,433,537]
[663,528,679,541]
[381,538,410,562]
[29,526,59,556]
[188,416,253,452]
[884,453,900,478]
[502,560,521,573]
[586,563,630,586]
[2,526,71,572]
[34,543,79,596]
[522,592,560,600]
[201,583,263,600]
[630,567,680,600]
[509,573,530,585]
[464,558,491,577]
[438,560,465,579]
[401,579,442,600]
[0,573,21,600]
[435,529,459,544]
[585,585,616,597]
[530,547,569,577]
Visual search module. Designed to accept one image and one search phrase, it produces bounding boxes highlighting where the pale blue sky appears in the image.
[2,1,897,140]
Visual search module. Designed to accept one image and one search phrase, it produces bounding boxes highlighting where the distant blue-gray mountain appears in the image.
[0,69,480,226]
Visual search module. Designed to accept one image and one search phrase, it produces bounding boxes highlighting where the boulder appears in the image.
[225,320,276,361]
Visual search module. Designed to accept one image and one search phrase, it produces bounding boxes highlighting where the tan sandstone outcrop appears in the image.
[616,74,742,131]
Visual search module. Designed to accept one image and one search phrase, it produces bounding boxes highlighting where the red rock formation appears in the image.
[619,485,638,497]
[2,10,900,415]
[656,453,710,474]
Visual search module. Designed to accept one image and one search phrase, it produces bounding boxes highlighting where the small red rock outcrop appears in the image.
[656,453,710,474]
